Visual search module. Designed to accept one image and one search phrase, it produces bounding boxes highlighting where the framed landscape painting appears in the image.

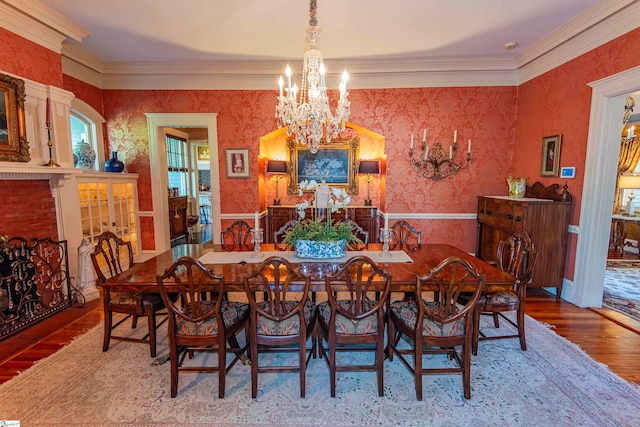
[286,138,359,195]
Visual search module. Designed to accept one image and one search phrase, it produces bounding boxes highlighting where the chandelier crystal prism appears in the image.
[275,0,350,154]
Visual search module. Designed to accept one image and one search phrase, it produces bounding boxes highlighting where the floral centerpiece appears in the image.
[282,179,361,258]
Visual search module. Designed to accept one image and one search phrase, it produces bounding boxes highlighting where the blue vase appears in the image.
[105,151,125,173]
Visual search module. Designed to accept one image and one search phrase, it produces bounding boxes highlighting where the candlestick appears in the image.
[254,212,259,230]
[45,98,51,125]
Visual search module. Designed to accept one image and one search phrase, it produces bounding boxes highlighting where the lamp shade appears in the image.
[618,174,640,189]
[358,160,380,174]
[266,160,288,174]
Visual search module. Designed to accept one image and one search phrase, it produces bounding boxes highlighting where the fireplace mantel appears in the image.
[0,164,82,185]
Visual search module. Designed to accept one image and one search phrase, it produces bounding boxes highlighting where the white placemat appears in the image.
[198,251,252,264]
[239,250,413,264]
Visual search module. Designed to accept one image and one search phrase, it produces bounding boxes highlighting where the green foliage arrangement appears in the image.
[281,217,361,249]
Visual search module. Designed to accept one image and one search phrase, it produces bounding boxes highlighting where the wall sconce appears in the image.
[266,160,288,205]
[358,160,380,206]
[408,129,471,180]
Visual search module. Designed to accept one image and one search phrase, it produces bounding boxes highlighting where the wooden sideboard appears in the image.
[476,182,572,298]
[168,196,188,241]
[267,205,379,244]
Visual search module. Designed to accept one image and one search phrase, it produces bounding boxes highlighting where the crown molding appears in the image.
[3,0,88,42]
[61,56,104,89]
[517,0,640,84]
[0,1,66,53]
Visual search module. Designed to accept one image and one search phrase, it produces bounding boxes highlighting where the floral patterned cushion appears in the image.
[110,292,162,307]
[389,300,466,337]
[176,300,248,336]
[478,291,519,306]
[317,300,380,334]
[256,300,315,336]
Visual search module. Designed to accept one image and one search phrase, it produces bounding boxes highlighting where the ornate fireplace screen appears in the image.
[0,235,72,340]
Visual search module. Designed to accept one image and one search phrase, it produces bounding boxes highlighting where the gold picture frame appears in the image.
[0,72,30,162]
[541,134,562,177]
[197,145,210,161]
[287,138,359,195]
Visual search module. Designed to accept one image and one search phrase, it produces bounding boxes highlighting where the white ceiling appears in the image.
[39,0,601,63]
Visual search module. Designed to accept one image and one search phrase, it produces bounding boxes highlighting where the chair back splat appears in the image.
[243,256,317,398]
[388,256,485,400]
[157,256,249,398]
[390,220,422,245]
[318,256,391,397]
[221,220,253,248]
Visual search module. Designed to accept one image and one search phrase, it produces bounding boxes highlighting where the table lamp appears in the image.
[618,174,640,214]
[266,160,288,205]
[358,160,380,206]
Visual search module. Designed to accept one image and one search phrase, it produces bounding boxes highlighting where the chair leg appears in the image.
[492,313,500,328]
[169,337,179,398]
[472,307,481,356]
[102,301,112,352]
[415,338,423,401]
[463,334,472,399]
[329,335,336,397]
[218,341,226,398]
[250,335,258,399]
[377,333,384,397]
[517,305,527,351]
[300,337,307,398]
[132,315,138,329]
[386,319,395,361]
[148,311,157,357]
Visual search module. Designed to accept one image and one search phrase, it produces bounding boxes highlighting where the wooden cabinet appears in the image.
[476,183,572,297]
[169,196,188,241]
[267,206,379,243]
[77,173,140,256]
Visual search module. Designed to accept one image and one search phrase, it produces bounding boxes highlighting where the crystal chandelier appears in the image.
[275,0,350,154]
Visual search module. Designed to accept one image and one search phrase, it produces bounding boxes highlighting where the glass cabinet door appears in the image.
[77,175,140,256]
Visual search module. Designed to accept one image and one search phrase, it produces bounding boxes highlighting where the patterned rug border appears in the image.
[603,261,640,321]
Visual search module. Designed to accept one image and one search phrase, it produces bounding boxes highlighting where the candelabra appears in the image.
[250,229,264,259]
[408,130,471,180]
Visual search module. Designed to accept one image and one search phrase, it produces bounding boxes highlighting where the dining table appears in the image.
[104,243,515,294]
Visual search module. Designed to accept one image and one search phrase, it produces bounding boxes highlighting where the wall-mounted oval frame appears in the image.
[0,72,30,162]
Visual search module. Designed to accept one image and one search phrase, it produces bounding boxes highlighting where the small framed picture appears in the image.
[197,146,210,161]
[541,134,562,177]
[225,148,250,178]
[560,167,576,179]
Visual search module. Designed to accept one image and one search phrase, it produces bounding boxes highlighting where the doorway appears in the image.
[145,113,221,254]
[574,66,640,308]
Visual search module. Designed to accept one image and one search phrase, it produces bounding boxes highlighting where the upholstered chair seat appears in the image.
[389,300,466,337]
[255,300,316,335]
[109,292,163,307]
[478,291,519,306]
[175,301,249,336]
[317,300,378,334]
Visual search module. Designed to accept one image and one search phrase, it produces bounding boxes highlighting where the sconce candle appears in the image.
[410,134,414,149]
[468,139,471,153]
[453,130,457,143]
[422,129,427,143]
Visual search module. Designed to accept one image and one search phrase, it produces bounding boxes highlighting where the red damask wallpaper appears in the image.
[0,28,62,86]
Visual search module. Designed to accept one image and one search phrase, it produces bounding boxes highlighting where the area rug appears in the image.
[603,260,640,321]
[1,314,639,426]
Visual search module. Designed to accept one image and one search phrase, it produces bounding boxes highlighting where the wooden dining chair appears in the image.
[387,256,485,400]
[221,220,252,248]
[344,220,369,249]
[317,256,392,397]
[273,219,298,246]
[472,230,537,355]
[390,220,422,245]
[243,256,317,398]
[91,231,167,357]
[156,256,249,398]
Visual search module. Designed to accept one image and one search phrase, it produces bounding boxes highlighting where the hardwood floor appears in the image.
[1,287,639,385]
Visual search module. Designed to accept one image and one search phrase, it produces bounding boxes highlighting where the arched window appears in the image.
[69,98,106,171]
